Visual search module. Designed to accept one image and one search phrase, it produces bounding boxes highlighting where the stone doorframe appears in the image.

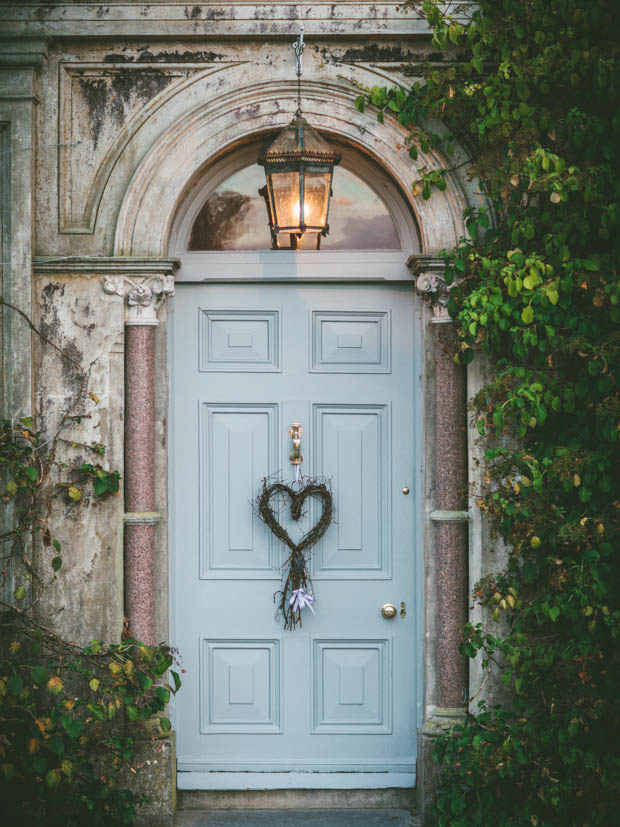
[32,75,481,820]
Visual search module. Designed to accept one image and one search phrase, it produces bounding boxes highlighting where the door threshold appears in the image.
[178,772,415,790]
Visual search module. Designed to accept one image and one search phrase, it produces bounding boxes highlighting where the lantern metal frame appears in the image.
[257,27,341,250]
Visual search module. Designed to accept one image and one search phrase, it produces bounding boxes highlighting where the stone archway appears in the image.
[108,70,478,813]
[112,70,473,257]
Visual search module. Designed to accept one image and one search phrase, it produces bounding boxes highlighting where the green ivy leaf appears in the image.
[515,78,530,100]
[170,670,182,693]
[155,686,170,704]
[521,306,534,324]
[32,665,50,686]
[7,673,24,695]
[583,257,600,271]
[24,465,37,482]
[45,768,61,788]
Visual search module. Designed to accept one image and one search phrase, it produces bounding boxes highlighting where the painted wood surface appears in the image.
[171,282,417,786]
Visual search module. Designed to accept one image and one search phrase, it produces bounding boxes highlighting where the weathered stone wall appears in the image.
[0,4,485,822]
[32,269,125,643]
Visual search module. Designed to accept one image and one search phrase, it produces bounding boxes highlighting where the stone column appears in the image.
[418,265,469,710]
[410,256,470,819]
[103,273,175,644]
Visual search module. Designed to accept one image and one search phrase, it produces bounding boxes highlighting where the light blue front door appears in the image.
[172,281,418,788]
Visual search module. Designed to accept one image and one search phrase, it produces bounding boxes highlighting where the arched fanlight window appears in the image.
[188,161,407,252]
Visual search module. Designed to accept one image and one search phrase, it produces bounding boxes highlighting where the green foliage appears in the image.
[359,0,620,823]
[0,618,180,825]
[1,303,182,823]
[1,418,121,580]
[78,464,121,498]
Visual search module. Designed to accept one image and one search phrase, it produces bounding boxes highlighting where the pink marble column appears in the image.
[124,324,157,644]
[103,271,175,645]
[413,258,470,712]
[434,320,469,708]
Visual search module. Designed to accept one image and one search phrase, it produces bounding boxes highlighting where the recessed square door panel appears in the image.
[200,638,281,733]
[312,404,391,578]
[312,639,392,733]
[199,403,279,578]
[199,309,281,371]
[310,310,390,373]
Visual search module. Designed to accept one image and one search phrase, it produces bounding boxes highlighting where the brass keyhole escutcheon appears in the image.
[400,601,407,618]
[381,603,397,619]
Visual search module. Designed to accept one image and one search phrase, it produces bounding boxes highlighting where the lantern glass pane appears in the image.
[270,171,301,230]
[302,171,330,228]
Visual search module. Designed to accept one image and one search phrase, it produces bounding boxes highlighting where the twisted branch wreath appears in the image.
[257,477,333,630]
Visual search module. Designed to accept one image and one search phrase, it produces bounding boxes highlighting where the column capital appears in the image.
[407,255,454,324]
[103,274,175,326]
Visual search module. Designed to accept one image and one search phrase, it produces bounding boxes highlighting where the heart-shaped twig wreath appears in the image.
[257,477,333,630]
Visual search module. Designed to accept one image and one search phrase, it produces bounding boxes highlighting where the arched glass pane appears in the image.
[188,164,402,251]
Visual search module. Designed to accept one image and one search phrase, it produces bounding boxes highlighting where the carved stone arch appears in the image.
[112,67,477,255]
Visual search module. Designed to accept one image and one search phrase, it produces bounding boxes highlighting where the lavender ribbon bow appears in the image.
[289,587,316,615]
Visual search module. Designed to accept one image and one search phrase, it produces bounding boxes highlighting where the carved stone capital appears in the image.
[103,275,175,326]
[407,255,454,324]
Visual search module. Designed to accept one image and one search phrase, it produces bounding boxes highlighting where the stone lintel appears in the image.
[33,256,180,276]
[0,3,475,39]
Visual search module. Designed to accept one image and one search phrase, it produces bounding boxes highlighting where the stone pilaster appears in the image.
[103,270,175,645]
[100,261,176,822]
[1,38,47,608]
[410,255,470,821]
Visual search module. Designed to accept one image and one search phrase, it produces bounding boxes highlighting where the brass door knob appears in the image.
[381,603,397,619]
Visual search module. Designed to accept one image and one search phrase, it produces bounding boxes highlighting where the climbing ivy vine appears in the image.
[0,297,180,825]
[357,1,619,823]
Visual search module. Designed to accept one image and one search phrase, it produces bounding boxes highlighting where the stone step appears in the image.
[175,810,420,826]
[178,789,416,811]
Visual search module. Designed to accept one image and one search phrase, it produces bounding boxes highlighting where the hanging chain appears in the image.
[292,25,305,115]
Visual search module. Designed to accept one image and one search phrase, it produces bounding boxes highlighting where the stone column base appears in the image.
[124,729,176,827]
[417,708,466,824]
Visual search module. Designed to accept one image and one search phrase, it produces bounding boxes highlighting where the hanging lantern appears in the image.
[258,27,341,249]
